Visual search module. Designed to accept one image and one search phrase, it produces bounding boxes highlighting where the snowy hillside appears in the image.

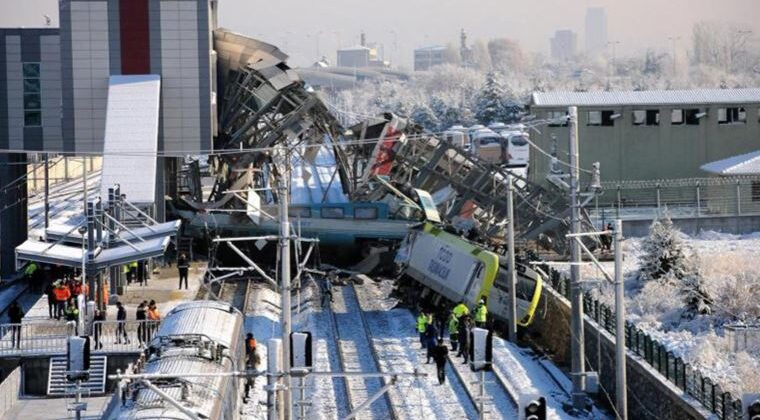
[585,229,760,396]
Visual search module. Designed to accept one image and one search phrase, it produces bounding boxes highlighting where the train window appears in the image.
[752,182,760,202]
[320,207,345,219]
[354,207,378,220]
[291,207,311,218]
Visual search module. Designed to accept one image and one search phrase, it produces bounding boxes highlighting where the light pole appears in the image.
[607,41,621,83]
[668,36,680,75]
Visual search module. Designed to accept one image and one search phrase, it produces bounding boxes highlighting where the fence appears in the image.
[725,323,760,353]
[90,320,159,353]
[538,265,745,420]
[0,321,76,356]
[0,320,158,356]
[591,176,760,223]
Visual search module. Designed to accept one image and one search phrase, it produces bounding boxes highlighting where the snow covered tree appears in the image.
[474,71,504,125]
[638,214,691,282]
[680,254,713,319]
[410,103,440,132]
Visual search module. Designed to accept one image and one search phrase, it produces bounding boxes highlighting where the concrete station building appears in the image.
[0,0,220,277]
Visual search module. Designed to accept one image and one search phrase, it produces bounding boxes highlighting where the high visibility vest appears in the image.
[147,308,160,321]
[453,303,469,319]
[475,303,487,323]
[246,338,257,352]
[54,287,70,302]
[448,316,459,335]
[25,263,38,276]
[416,314,427,333]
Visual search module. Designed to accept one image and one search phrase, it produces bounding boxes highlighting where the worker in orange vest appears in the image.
[147,300,161,339]
[53,282,71,320]
[70,280,83,308]
[243,333,259,402]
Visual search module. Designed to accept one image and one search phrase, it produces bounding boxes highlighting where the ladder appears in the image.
[47,355,108,396]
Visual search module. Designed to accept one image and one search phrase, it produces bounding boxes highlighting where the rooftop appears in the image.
[415,45,447,52]
[531,88,760,107]
[701,150,760,175]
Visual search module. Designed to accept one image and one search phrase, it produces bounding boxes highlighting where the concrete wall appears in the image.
[529,103,760,186]
[60,0,213,155]
[0,367,20,418]
[528,286,713,419]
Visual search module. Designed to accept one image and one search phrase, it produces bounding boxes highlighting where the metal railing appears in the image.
[0,320,159,356]
[90,320,159,352]
[537,264,745,420]
[725,323,760,353]
[591,176,760,222]
[0,321,76,356]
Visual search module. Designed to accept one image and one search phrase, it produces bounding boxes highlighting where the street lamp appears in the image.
[668,36,681,75]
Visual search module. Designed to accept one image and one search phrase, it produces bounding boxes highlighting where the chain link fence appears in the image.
[589,176,760,223]
[539,265,745,420]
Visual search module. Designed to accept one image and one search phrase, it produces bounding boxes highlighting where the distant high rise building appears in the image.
[550,30,577,61]
[585,7,608,55]
[414,46,447,71]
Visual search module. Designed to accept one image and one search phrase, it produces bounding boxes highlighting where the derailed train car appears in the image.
[109,301,245,419]
[396,224,543,327]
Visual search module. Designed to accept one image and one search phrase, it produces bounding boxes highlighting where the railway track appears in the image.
[328,284,397,419]
[216,277,252,312]
[447,352,519,419]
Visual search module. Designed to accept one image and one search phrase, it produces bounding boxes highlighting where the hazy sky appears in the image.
[3,0,759,68]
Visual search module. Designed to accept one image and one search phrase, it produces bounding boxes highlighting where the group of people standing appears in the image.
[416,297,489,385]
[45,276,87,322]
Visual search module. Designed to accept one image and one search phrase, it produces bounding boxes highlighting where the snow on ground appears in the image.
[578,229,760,396]
[353,280,478,420]
[331,284,390,418]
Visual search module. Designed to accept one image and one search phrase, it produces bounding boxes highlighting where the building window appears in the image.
[547,111,569,127]
[718,107,746,124]
[587,110,615,126]
[753,182,760,202]
[633,109,660,126]
[23,63,41,127]
[685,109,701,125]
[671,109,684,125]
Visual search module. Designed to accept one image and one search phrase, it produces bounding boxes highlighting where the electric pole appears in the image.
[506,172,517,341]
[277,154,293,420]
[614,219,627,419]
[569,106,587,409]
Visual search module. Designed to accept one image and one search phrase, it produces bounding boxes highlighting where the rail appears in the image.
[0,321,76,356]
[90,320,160,353]
[537,264,745,420]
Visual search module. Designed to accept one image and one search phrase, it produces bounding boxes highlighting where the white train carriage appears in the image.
[112,301,246,420]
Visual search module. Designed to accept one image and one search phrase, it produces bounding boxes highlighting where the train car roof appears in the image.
[117,355,230,419]
[155,301,243,350]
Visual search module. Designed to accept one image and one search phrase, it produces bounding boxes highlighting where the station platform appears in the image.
[3,395,112,420]
[0,262,206,358]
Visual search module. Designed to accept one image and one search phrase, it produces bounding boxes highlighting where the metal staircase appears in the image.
[47,355,108,396]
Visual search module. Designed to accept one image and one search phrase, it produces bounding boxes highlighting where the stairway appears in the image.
[47,355,108,396]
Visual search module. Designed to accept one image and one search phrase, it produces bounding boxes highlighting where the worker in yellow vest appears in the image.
[416,310,429,348]
[474,297,488,328]
[452,301,469,319]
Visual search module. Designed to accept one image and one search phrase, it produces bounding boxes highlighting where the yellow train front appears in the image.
[396,224,542,328]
